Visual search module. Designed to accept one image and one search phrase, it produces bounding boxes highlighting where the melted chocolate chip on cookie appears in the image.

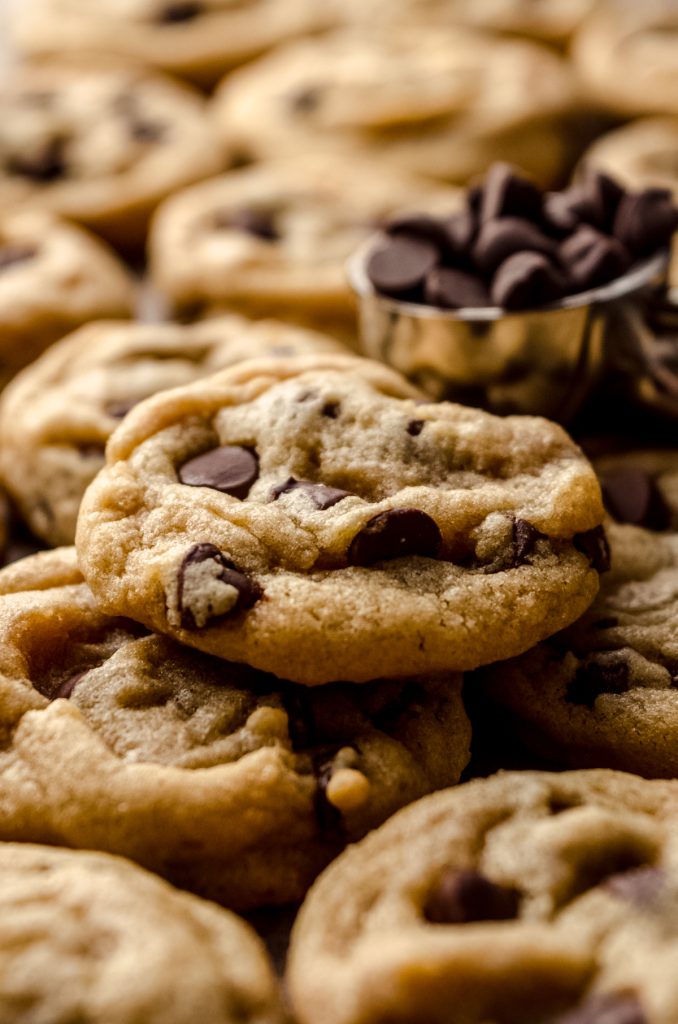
[178,543,262,630]
[347,509,442,566]
[270,478,351,510]
[179,446,259,499]
[424,869,521,925]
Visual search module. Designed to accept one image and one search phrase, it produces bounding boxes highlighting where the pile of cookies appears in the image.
[0,1,675,1022]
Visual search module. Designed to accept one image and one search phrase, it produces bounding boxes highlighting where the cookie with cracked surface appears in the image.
[212,27,576,186]
[0,59,225,248]
[0,316,346,547]
[0,841,282,1024]
[573,2,678,118]
[478,523,678,778]
[287,768,678,1024]
[148,154,461,324]
[0,211,134,390]
[76,353,605,684]
[11,0,339,87]
[0,547,470,908]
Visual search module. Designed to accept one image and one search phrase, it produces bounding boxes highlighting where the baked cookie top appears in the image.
[0,841,282,1024]
[0,316,346,547]
[12,0,339,84]
[76,353,605,684]
[288,768,678,1024]
[0,60,225,238]
[149,154,461,317]
[212,27,576,179]
[573,1,678,117]
[0,548,469,908]
[479,522,678,777]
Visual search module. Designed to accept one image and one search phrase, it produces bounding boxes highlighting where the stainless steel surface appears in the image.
[348,239,669,421]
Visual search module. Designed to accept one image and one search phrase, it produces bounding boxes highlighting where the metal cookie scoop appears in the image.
[348,240,670,424]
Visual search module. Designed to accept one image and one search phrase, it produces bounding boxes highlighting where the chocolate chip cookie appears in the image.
[149,154,461,328]
[213,27,576,186]
[0,841,282,1024]
[288,768,678,1024]
[12,0,339,86]
[0,316,346,548]
[478,522,678,777]
[0,60,226,248]
[0,547,470,908]
[0,211,134,389]
[76,353,606,684]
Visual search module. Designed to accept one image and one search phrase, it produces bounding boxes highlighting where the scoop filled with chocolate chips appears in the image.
[350,163,677,419]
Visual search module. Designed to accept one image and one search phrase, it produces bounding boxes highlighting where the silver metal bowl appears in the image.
[348,239,669,422]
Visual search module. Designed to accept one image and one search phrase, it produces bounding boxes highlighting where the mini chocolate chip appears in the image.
[7,138,66,182]
[289,86,323,114]
[347,509,442,566]
[511,519,544,567]
[321,401,340,419]
[473,217,556,275]
[158,2,202,22]
[549,992,647,1024]
[178,446,258,499]
[105,399,138,419]
[366,236,439,299]
[215,208,279,242]
[613,188,678,258]
[0,244,36,270]
[492,251,566,310]
[178,543,262,630]
[605,866,664,906]
[574,526,611,573]
[407,419,425,436]
[480,164,543,224]
[424,267,490,309]
[566,655,630,708]
[270,477,350,510]
[424,869,521,924]
[600,468,671,531]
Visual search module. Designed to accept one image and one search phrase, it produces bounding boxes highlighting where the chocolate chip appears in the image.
[491,251,566,310]
[158,2,202,22]
[424,869,521,924]
[561,226,631,289]
[215,208,279,242]
[600,468,671,531]
[321,401,340,419]
[385,213,455,255]
[0,244,36,270]
[511,519,544,567]
[77,443,106,459]
[105,399,138,419]
[7,138,66,182]
[542,190,584,236]
[549,992,646,1024]
[613,188,678,258]
[177,543,262,630]
[444,208,477,256]
[574,526,611,573]
[424,267,490,309]
[178,446,258,499]
[270,477,350,510]
[480,164,543,224]
[289,87,323,114]
[581,169,625,233]
[347,509,442,566]
[366,236,439,299]
[130,120,165,143]
[605,866,664,906]
[52,670,90,701]
[473,217,556,276]
[566,654,630,708]
[407,419,425,436]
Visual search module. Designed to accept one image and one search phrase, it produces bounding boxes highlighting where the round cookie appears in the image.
[148,155,461,325]
[0,842,282,1024]
[288,768,678,1024]
[478,522,678,777]
[212,27,577,186]
[0,211,134,389]
[573,2,678,117]
[0,60,226,248]
[0,548,470,908]
[11,0,339,86]
[76,353,606,685]
[0,316,347,547]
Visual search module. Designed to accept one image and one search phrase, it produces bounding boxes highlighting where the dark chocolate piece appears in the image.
[424,267,490,309]
[366,236,439,299]
[613,188,678,258]
[178,446,259,499]
[479,163,543,224]
[600,468,671,531]
[177,543,262,630]
[215,208,279,242]
[270,477,350,510]
[347,508,441,566]
[511,518,544,567]
[574,526,611,573]
[424,869,521,924]
[491,251,566,310]
[473,217,556,275]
